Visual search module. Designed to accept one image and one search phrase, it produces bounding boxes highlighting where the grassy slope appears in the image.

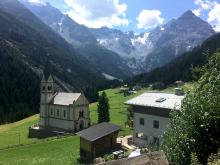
[0,88,147,165]
[0,115,39,147]
[89,88,148,136]
[0,84,193,165]
[0,136,80,165]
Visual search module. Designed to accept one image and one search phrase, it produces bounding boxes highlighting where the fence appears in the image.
[0,131,73,150]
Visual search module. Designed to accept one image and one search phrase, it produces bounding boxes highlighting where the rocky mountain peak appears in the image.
[179,10,196,19]
[20,1,216,74]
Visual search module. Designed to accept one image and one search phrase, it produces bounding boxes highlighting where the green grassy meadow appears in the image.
[89,87,148,136]
[0,84,192,165]
[0,88,147,165]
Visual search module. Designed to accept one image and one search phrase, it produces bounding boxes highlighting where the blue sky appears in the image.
[29,0,220,32]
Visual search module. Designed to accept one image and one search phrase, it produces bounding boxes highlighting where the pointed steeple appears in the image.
[47,74,53,82]
[41,74,46,82]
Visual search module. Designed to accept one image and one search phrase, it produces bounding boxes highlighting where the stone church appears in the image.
[39,75,90,132]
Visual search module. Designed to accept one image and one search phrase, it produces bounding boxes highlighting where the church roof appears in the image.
[53,92,81,106]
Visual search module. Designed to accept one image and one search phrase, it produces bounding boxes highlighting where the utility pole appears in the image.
[18,133,21,145]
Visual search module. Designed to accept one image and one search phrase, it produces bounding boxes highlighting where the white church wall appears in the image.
[69,106,74,120]
[49,118,74,130]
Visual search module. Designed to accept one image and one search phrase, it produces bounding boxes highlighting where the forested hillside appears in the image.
[22,1,132,78]
[0,1,106,123]
[0,39,40,123]
[129,32,220,86]
[0,1,106,89]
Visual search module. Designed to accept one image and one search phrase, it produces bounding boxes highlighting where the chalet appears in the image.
[125,89,184,147]
[76,122,121,160]
[39,75,90,132]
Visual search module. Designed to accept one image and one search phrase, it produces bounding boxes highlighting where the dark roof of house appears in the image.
[76,122,120,142]
[100,150,169,165]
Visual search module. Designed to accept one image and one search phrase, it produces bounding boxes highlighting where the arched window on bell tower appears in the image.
[42,86,46,91]
[41,75,46,93]
[47,75,54,93]
[48,85,52,91]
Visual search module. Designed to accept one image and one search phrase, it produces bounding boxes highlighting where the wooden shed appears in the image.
[76,122,121,159]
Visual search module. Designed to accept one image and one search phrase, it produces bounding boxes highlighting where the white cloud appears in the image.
[194,0,213,10]
[207,3,220,32]
[193,0,216,17]
[136,10,164,30]
[193,0,220,32]
[64,0,129,28]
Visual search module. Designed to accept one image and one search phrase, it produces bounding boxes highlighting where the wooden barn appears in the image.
[76,122,121,159]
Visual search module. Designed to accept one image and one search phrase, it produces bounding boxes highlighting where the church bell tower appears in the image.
[39,74,55,128]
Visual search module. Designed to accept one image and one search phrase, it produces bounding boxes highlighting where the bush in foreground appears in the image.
[162,51,220,164]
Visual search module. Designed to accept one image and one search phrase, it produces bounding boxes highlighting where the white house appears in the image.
[125,89,184,147]
[39,75,90,132]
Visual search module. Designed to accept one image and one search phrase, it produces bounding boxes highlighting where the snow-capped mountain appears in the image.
[21,0,215,74]
[144,10,215,71]
[20,0,97,47]
[91,10,215,72]
[90,28,154,73]
[21,0,133,79]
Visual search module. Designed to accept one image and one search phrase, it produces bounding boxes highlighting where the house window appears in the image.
[139,118,144,125]
[42,86,45,90]
[57,110,59,116]
[64,110,66,118]
[153,120,159,128]
[50,109,53,115]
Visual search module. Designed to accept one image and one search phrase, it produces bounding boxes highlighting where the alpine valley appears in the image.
[22,1,215,74]
[0,0,217,123]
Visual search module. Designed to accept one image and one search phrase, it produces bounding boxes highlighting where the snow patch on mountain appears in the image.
[102,72,117,80]
[95,31,154,73]
[131,32,149,45]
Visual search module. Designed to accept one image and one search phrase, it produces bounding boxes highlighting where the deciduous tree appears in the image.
[162,51,220,165]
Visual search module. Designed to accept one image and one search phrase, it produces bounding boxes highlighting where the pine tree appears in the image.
[97,92,110,123]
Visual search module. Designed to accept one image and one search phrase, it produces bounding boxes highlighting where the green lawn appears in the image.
[0,136,80,165]
[0,87,147,165]
[0,115,39,148]
[89,87,148,136]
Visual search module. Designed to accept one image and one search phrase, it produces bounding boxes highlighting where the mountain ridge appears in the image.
[22,1,215,74]
[144,10,215,71]
[22,1,133,78]
[128,32,220,87]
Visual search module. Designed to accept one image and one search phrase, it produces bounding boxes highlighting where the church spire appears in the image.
[41,74,46,82]
[47,74,53,82]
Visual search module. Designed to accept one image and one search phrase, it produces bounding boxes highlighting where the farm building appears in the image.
[76,122,121,159]
[125,88,184,147]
